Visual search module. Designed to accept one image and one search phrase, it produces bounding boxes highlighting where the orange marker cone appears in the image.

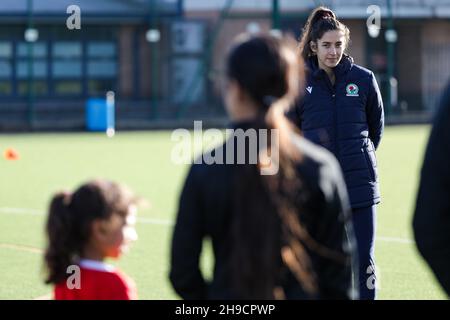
[3,148,20,161]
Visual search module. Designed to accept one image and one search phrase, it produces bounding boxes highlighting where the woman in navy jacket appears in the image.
[289,7,384,299]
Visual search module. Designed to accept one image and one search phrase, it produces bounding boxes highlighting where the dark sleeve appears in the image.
[169,165,207,299]
[366,72,384,149]
[314,158,358,300]
[413,84,450,296]
[285,97,304,130]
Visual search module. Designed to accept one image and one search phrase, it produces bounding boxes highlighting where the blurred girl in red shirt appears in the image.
[43,179,138,300]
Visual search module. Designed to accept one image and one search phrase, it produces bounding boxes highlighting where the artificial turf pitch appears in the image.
[0,125,446,299]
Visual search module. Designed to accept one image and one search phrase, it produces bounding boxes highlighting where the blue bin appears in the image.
[86,98,114,131]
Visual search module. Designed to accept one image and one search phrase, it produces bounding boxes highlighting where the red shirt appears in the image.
[54,260,137,300]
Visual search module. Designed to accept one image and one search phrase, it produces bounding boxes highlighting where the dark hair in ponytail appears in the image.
[227,34,291,110]
[44,179,135,284]
[299,6,350,61]
[226,33,322,299]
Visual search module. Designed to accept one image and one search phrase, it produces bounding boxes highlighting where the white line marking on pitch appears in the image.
[0,243,43,254]
[0,207,174,226]
[0,207,42,215]
[137,217,173,226]
[0,207,413,243]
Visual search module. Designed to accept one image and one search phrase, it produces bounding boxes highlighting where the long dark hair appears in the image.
[299,6,350,61]
[227,33,320,299]
[43,179,136,284]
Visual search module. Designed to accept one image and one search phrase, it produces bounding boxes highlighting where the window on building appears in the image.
[52,41,82,95]
[0,42,13,95]
[17,42,48,96]
[87,41,117,96]
[0,26,118,99]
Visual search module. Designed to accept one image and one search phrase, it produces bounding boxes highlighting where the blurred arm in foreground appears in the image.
[413,82,450,296]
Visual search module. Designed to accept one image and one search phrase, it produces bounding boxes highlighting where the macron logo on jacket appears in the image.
[306,86,313,94]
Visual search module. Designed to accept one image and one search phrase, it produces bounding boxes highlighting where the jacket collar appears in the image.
[306,54,353,80]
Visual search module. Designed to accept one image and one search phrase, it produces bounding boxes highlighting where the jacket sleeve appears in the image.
[286,97,304,130]
[169,164,207,299]
[314,157,358,300]
[366,72,384,149]
[413,84,450,296]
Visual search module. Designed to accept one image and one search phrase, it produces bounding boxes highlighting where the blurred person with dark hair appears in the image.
[288,7,384,299]
[169,32,358,300]
[413,82,450,296]
[44,179,139,300]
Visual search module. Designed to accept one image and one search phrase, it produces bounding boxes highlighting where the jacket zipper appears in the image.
[324,73,339,159]
[332,89,339,159]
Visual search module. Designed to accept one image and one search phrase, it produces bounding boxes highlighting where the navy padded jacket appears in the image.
[289,55,384,209]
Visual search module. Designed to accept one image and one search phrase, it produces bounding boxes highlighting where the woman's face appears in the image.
[97,206,138,259]
[311,30,346,71]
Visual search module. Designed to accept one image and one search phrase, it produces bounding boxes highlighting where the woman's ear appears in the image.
[231,80,255,105]
[225,80,244,108]
[309,41,317,54]
[228,80,241,99]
